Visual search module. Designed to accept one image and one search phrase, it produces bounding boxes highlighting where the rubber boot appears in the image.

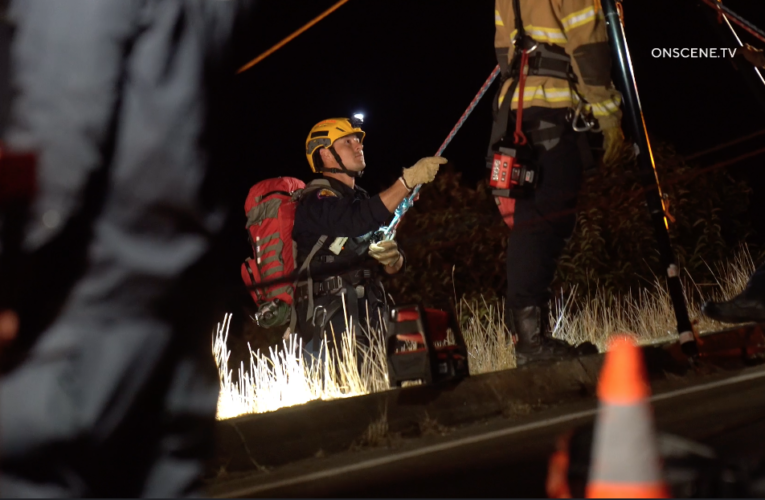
[509,305,580,366]
[702,290,765,324]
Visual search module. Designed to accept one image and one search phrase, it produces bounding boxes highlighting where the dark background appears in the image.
[229,0,765,246]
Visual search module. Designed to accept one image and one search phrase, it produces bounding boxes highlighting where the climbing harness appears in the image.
[488,39,538,198]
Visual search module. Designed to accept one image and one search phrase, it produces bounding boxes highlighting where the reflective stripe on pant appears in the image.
[505,107,584,309]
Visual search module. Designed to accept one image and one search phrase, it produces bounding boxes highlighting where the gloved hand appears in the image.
[602,126,624,167]
[739,43,765,68]
[368,240,402,267]
[401,156,447,189]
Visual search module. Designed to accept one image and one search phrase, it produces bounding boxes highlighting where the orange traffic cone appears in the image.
[546,431,573,498]
[586,335,670,498]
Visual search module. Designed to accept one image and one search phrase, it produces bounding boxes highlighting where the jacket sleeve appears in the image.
[561,0,622,130]
[297,192,391,239]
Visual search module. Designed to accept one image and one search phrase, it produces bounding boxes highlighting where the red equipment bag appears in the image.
[240,177,305,313]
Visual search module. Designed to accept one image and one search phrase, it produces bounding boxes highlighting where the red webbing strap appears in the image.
[513,49,530,146]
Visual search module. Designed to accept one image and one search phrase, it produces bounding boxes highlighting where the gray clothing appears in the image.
[0,0,254,496]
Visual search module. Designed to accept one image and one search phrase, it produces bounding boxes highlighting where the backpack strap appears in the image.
[287,178,345,333]
[300,178,343,200]
[289,234,328,333]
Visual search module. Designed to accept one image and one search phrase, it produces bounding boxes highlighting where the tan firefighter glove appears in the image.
[401,156,447,189]
[368,240,402,267]
[602,125,625,167]
[739,43,765,69]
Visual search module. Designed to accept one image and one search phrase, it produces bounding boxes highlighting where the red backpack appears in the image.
[240,177,336,328]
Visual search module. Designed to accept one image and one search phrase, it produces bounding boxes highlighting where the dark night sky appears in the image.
[228,0,765,229]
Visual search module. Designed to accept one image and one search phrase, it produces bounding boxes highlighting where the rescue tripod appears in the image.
[602,0,698,358]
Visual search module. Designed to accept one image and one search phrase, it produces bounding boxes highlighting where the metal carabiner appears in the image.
[311,305,327,327]
[571,100,595,132]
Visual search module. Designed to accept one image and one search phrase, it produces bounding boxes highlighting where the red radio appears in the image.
[489,146,535,196]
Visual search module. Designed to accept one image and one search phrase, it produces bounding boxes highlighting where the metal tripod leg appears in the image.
[602,0,697,358]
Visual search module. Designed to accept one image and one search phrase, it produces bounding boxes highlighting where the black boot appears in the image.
[509,305,580,366]
[702,290,765,324]
[542,319,599,356]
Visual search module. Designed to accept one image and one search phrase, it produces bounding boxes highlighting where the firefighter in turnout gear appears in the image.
[293,116,446,357]
[490,0,623,365]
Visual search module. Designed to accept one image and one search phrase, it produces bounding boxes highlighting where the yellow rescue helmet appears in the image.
[305,116,366,173]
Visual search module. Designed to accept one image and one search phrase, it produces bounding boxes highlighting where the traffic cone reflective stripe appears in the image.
[586,335,670,498]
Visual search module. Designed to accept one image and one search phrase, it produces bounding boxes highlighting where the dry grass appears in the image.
[214,296,390,420]
[554,247,756,351]
[215,249,755,420]
[457,297,516,372]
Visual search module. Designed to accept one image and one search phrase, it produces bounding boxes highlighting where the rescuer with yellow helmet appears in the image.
[293,114,446,358]
[305,115,367,176]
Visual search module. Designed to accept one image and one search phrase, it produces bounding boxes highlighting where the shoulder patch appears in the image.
[317,189,338,199]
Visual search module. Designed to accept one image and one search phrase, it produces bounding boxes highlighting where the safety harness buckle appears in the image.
[508,38,577,83]
[316,276,343,295]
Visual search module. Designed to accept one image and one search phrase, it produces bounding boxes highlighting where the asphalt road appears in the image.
[210,366,765,498]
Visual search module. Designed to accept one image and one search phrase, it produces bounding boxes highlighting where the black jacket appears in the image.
[292,177,391,270]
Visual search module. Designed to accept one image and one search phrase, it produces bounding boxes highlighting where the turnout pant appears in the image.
[0,1,253,496]
[503,107,587,310]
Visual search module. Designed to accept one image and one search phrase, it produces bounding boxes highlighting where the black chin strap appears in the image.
[321,146,363,178]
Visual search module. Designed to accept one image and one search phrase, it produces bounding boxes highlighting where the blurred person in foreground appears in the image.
[0,0,255,496]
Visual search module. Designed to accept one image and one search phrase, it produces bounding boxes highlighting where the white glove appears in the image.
[401,156,447,189]
[368,240,402,267]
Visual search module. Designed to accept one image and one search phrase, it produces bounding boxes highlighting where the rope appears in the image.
[237,0,351,74]
[380,65,501,241]
[246,141,765,291]
[684,128,765,162]
[435,66,502,157]
[700,0,765,45]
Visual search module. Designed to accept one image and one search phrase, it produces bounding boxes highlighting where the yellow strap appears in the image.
[238,0,351,74]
